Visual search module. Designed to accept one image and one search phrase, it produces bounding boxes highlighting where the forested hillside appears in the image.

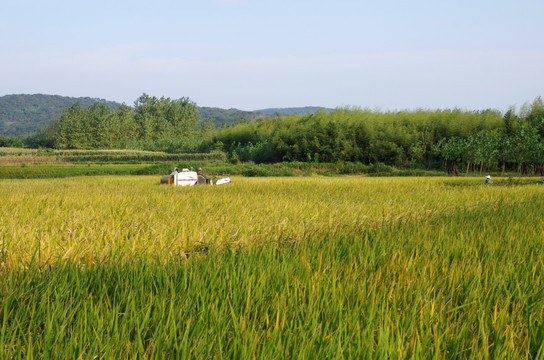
[0,94,121,136]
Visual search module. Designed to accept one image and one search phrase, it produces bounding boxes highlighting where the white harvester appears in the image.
[160,167,231,186]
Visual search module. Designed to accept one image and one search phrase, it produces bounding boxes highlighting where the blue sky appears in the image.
[1,0,543,111]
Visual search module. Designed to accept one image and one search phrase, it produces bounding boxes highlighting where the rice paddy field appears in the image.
[1,175,544,358]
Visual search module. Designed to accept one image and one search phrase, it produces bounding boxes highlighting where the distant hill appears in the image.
[0,94,334,136]
[199,106,334,127]
[255,106,333,116]
[0,94,121,136]
[197,107,265,127]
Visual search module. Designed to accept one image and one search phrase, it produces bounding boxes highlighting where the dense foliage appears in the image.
[0,134,23,148]
[30,94,207,153]
[439,99,544,175]
[214,107,502,165]
[214,97,544,174]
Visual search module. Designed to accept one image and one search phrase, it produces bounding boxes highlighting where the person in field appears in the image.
[196,167,209,185]
[485,175,493,184]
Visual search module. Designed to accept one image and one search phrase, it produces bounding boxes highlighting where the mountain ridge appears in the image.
[0,94,121,136]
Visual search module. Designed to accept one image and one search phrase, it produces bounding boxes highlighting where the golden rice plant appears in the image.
[1,175,543,358]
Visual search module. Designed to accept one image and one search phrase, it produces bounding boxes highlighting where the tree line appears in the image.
[5,94,544,175]
[440,105,544,175]
[213,97,544,174]
[24,94,215,153]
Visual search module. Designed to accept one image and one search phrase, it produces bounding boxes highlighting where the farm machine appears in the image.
[160,167,231,186]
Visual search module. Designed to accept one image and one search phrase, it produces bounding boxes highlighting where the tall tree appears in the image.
[133,94,200,141]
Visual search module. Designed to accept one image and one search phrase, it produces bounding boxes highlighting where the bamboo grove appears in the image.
[216,97,544,175]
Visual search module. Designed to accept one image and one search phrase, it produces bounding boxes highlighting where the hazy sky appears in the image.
[1,0,543,111]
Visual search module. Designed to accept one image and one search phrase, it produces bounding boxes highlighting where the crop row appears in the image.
[0,147,227,163]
